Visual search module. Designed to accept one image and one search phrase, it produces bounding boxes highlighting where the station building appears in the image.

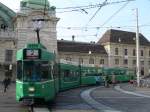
[0,0,150,81]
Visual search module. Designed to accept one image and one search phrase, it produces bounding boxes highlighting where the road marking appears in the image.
[94,96,144,99]
[81,87,122,112]
[115,85,150,98]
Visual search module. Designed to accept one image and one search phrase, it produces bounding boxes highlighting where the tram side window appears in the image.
[82,70,87,76]
[64,70,70,77]
[17,61,22,80]
[53,63,59,79]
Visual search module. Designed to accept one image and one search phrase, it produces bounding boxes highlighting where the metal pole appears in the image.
[136,8,140,87]
[36,29,40,44]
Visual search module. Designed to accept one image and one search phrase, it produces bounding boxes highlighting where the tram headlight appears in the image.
[28,87,35,92]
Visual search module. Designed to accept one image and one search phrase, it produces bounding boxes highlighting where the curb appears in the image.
[115,85,150,98]
[80,87,122,112]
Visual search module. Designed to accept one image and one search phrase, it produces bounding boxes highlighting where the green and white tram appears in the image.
[16,43,58,102]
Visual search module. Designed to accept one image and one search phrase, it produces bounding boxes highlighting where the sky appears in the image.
[0,0,150,42]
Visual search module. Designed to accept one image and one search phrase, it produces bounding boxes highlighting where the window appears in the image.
[79,58,83,64]
[100,59,104,64]
[5,50,13,62]
[115,59,119,65]
[140,60,144,65]
[133,49,136,56]
[148,61,150,66]
[21,1,27,7]
[141,50,144,56]
[124,49,128,55]
[63,69,79,82]
[64,70,70,78]
[132,60,136,65]
[89,58,94,64]
[141,67,144,76]
[66,57,71,61]
[115,48,119,55]
[124,59,128,65]
[23,61,51,82]
[17,61,22,80]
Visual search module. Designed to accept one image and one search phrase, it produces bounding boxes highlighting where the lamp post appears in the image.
[33,19,43,44]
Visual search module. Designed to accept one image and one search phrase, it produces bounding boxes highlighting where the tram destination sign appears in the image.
[24,49,41,59]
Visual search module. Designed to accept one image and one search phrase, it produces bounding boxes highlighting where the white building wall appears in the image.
[58,52,108,67]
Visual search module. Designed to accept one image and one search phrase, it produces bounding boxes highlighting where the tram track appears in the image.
[22,105,51,112]
[21,100,50,112]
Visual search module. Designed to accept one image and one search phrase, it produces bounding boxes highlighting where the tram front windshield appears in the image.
[23,61,52,82]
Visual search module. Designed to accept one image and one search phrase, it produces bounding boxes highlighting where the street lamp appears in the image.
[33,19,43,44]
[89,50,92,55]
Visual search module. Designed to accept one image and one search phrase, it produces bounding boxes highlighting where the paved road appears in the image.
[91,84,150,112]
[1,83,150,112]
[51,86,97,112]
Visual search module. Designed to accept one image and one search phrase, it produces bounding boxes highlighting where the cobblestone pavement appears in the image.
[0,83,28,112]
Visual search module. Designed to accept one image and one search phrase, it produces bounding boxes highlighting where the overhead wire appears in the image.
[13,24,150,30]
[11,0,135,13]
[85,0,108,27]
[96,1,131,37]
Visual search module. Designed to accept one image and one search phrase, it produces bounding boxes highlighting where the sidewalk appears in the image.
[0,83,28,112]
[117,83,150,97]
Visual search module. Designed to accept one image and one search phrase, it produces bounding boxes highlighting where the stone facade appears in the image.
[15,1,59,54]
[0,33,16,81]
[57,40,108,67]
[99,29,150,76]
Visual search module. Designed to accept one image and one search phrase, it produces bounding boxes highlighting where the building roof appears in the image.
[20,0,50,9]
[98,29,150,46]
[57,40,107,55]
[0,3,16,27]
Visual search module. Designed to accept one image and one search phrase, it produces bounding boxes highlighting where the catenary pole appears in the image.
[136,8,140,87]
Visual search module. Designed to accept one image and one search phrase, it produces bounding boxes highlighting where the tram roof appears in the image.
[16,43,55,60]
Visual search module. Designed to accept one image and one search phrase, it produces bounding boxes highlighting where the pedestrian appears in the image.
[105,75,109,88]
[112,74,116,86]
[95,75,100,85]
[2,77,10,92]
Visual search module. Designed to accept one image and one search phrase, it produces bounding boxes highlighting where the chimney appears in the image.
[72,35,75,41]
